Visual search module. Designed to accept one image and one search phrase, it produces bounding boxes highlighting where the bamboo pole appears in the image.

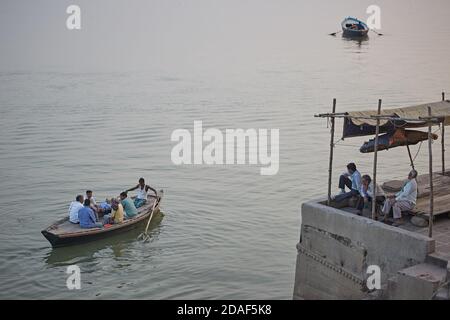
[406,144,415,170]
[372,99,382,220]
[442,92,446,175]
[314,113,442,123]
[327,99,337,206]
[443,125,446,175]
[428,106,434,238]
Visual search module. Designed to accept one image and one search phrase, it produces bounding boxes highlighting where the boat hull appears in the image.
[342,28,369,37]
[41,209,162,247]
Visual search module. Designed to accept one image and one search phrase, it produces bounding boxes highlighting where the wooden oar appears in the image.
[329,30,342,36]
[138,190,163,241]
[370,29,383,36]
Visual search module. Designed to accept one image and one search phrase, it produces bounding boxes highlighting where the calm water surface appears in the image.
[1,0,450,299]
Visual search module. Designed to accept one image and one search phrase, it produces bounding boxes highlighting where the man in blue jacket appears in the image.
[78,199,103,229]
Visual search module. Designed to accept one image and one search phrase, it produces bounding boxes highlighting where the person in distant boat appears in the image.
[120,192,138,218]
[78,199,103,229]
[356,175,386,216]
[69,195,84,224]
[333,162,362,203]
[382,169,418,226]
[125,178,157,208]
[103,199,124,225]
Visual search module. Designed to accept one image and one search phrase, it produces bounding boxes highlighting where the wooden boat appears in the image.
[42,191,163,247]
[341,17,369,37]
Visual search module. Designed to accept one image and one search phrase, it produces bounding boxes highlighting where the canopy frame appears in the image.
[317,93,448,238]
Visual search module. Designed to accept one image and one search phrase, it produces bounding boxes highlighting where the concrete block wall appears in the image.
[293,199,435,299]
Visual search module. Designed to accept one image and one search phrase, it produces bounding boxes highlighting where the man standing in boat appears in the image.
[333,162,362,203]
[125,177,157,208]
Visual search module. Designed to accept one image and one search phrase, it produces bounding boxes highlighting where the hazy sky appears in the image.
[1,0,450,72]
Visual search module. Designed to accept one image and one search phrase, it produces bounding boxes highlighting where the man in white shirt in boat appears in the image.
[69,195,84,224]
[382,169,418,226]
[125,177,157,208]
[86,189,103,220]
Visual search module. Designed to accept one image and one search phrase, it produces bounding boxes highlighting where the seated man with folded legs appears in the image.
[356,175,385,216]
[333,162,362,203]
[382,169,418,226]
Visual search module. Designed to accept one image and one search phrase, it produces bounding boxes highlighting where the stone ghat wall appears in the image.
[293,199,435,300]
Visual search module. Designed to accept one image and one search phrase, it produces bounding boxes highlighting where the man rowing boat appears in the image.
[125,177,157,208]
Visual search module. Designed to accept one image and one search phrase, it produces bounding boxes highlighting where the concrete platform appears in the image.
[342,206,450,262]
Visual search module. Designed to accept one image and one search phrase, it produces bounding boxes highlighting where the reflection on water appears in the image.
[342,33,370,46]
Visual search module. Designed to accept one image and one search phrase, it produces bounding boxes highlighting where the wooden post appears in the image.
[406,144,415,170]
[428,106,434,238]
[442,92,446,175]
[372,99,382,220]
[327,99,337,206]
[442,123,446,175]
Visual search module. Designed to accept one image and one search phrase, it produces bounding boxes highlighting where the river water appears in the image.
[1,0,450,299]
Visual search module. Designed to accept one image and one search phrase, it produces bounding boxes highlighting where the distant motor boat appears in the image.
[341,17,369,37]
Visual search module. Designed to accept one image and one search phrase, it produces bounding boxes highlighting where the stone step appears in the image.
[433,286,450,300]
[426,252,449,269]
[393,263,447,299]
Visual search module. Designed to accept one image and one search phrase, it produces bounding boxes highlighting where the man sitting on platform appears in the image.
[382,169,418,226]
[333,162,362,203]
[356,175,385,216]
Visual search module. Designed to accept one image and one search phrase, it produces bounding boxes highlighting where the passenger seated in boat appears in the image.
[356,175,386,216]
[382,169,418,227]
[98,201,112,214]
[78,199,103,229]
[120,192,138,218]
[125,177,157,208]
[332,162,362,203]
[85,190,100,217]
[103,199,124,225]
[69,195,84,224]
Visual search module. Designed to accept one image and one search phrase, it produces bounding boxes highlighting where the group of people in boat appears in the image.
[332,162,418,227]
[68,178,158,229]
[346,23,363,30]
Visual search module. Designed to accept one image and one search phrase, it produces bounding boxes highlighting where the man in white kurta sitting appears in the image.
[382,169,418,226]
